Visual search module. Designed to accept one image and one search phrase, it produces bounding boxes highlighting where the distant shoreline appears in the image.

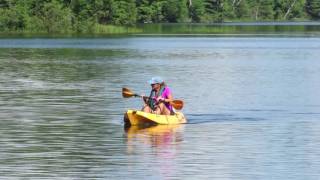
[1,22,319,38]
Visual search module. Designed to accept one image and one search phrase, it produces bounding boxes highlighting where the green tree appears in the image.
[0,0,10,8]
[150,0,166,22]
[0,0,29,31]
[41,0,73,33]
[94,0,114,24]
[163,0,188,22]
[111,0,136,25]
[250,0,274,20]
[287,0,306,20]
[306,0,320,19]
[68,0,94,32]
[274,0,306,20]
[204,0,224,22]
[274,0,284,20]
[189,0,205,22]
[137,0,154,23]
[222,0,236,20]
[234,0,250,20]
[0,0,317,33]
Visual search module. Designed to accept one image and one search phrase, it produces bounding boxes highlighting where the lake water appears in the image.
[0,36,320,179]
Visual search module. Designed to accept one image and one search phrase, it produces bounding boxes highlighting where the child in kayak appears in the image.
[142,77,174,115]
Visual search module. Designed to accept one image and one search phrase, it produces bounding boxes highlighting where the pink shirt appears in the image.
[161,87,173,111]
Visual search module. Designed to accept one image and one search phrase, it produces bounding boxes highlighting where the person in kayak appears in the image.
[142,77,174,115]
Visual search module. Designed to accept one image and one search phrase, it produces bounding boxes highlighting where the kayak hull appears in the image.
[124,109,187,126]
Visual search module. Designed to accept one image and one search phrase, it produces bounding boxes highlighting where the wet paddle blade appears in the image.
[122,87,135,98]
[171,100,184,110]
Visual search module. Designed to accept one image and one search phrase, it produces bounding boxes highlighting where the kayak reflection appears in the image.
[125,124,185,149]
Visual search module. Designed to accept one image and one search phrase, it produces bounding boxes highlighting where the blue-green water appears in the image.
[0,36,320,179]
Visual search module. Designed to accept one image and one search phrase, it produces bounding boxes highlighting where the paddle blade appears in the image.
[170,100,184,110]
[122,87,135,98]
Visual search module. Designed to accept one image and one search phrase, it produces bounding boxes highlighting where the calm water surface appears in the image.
[0,36,320,179]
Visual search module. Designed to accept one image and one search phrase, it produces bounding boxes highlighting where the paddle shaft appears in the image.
[137,95,182,109]
[122,87,183,110]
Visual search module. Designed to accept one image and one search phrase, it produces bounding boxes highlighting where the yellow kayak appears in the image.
[124,109,187,126]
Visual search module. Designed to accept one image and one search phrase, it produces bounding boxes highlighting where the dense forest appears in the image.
[0,0,319,33]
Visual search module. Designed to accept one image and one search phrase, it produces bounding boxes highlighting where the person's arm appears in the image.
[142,95,149,104]
[157,87,173,103]
[164,93,173,103]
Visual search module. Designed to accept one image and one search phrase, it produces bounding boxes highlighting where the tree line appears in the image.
[0,0,319,33]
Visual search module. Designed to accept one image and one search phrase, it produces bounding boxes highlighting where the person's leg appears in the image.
[142,105,152,113]
[155,103,171,115]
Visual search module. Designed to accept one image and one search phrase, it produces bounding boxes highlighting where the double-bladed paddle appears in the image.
[122,87,184,110]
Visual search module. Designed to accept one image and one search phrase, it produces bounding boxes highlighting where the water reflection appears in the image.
[124,124,185,178]
[137,23,320,36]
[125,124,184,150]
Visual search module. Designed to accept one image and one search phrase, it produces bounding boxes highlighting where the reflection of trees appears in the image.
[135,23,320,34]
[0,47,130,125]
[0,48,129,82]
